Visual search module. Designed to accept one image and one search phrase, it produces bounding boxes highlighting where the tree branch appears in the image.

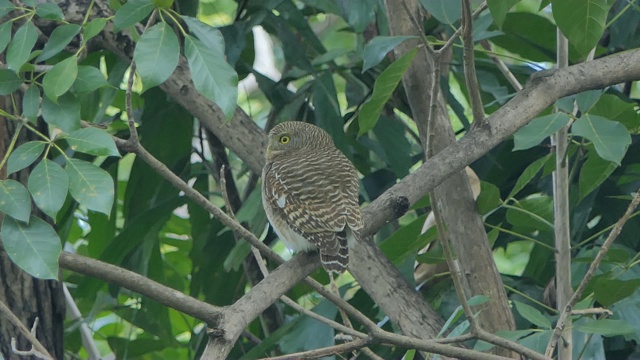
[461,0,485,124]
[0,301,53,360]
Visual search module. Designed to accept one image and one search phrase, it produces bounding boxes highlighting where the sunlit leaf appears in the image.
[0,179,31,222]
[1,216,61,280]
[28,159,69,219]
[358,48,417,135]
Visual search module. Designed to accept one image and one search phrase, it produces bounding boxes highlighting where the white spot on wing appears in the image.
[277,194,286,208]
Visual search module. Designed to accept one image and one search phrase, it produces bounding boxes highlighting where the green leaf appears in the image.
[476,181,502,215]
[72,66,108,94]
[42,93,81,132]
[487,0,520,29]
[513,300,551,329]
[134,23,180,90]
[184,34,238,120]
[182,16,226,56]
[6,21,38,71]
[22,85,40,122]
[576,89,603,114]
[508,154,551,199]
[113,0,154,31]
[571,114,631,165]
[468,295,491,306]
[1,216,61,279]
[66,158,114,215]
[28,159,69,219]
[513,113,570,151]
[36,24,81,62]
[593,278,640,307]
[578,150,617,201]
[0,179,31,222]
[552,0,613,56]
[380,214,438,264]
[589,94,640,133]
[0,69,22,95]
[362,36,417,72]
[0,0,14,18]
[419,0,461,24]
[506,195,553,231]
[7,141,46,174]
[358,48,417,135]
[43,56,78,102]
[35,2,64,20]
[82,18,107,44]
[65,128,120,157]
[575,319,636,336]
[0,20,12,53]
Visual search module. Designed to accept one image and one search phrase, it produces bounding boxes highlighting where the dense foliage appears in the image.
[0,0,640,359]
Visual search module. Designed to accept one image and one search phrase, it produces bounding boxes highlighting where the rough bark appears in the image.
[0,105,65,360]
[383,0,516,346]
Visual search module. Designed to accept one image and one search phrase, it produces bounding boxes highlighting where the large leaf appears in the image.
[0,69,22,95]
[72,66,108,94]
[66,158,114,215]
[113,0,154,31]
[508,154,551,199]
[0,179,31,222]
[362,36,417,72]
[182,16,225,56]
[513,113,570,151]
[36,24,81,62]
[22,85,40,122]
[6,21,38,71]
[487,0,520,29]
[592,278,640,308]
[7,141,46,174]
[575,319,636,337]
[28,159,69,219]
[358,48,417,135]
[552,0,614,56]
[419,0,461,24]
[337,0,376,32]
[65,128,120,157]
[571,114,631,165]
[578,150,617,201]
[41,93,81,132]
[0,0,14,20]
[134,23,180,90]
[184,35,238,120]
[1,216,61,280]
[42,55,78,102]
[513,300,551,329]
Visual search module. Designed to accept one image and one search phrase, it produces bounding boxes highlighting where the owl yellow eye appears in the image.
[279,135,291,144]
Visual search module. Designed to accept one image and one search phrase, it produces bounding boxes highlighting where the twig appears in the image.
[570,308,612,317]
[438,1,487,54]
[461,0,485,124]
[259,338,370,360]
[480,40,523,91]
[545,188,640,357]
[0,300,53,360]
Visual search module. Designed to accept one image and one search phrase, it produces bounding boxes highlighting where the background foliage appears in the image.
[1,0,640,358]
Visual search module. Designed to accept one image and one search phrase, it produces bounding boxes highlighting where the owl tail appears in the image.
[320,231,349,273]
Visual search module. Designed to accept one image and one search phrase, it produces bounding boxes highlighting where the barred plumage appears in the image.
[262,121,363,273]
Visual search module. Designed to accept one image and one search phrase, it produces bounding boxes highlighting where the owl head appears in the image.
[266,121,335,159]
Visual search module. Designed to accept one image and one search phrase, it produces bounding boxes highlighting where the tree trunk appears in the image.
[0,97,65,359]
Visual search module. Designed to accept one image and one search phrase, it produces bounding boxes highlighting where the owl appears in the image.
[262,121,363,273]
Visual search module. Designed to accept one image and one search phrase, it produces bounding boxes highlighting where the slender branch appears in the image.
[63,284,101,360]
[480,40,523,91]
[0,301,53,359]
[545,188,640,357]
[58,251,224,324]
[438,1,487,54]
[461,0,485,124]
[259,338,370,360]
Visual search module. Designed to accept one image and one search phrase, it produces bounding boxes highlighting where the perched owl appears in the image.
[262,121,363,273]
